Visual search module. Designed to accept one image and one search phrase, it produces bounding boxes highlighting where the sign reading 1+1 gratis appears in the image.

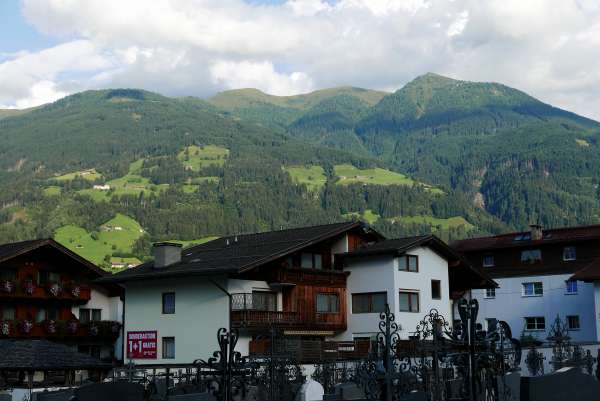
[127,331,157,359]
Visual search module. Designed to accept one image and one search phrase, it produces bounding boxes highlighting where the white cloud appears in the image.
[0,40,111,108]
[210,60,314,95]
[2,0,600,119]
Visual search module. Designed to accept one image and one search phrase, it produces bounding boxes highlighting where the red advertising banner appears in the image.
[127,331,158,359]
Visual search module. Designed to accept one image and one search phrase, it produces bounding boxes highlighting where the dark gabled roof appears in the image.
[0,238,107,277]
[0,339,112,370]
[570,257,600,282]
[343,235,497,289]
[453,224,600,252]
[343,235,449,258]
[100,221,379,283]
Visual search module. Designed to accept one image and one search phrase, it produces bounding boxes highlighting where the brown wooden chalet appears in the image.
[453,224,600,279]
[0,239,122,358]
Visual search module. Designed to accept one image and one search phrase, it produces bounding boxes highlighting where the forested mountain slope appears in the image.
[213,73,600,231]
[1,74,599,270]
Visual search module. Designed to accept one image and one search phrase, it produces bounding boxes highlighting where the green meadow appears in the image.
[285,165,327,191]
[178,145,229,171]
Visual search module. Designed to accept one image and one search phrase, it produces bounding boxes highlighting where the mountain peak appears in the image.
[404,72,459,90]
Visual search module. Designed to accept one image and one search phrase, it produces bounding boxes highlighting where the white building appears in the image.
[454,224,600,343]
[100,223,492,365]
[337,236,488,342]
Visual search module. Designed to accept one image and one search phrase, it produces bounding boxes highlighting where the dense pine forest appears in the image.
[0,74,598,270]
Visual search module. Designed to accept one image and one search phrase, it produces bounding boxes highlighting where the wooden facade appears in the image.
[231,231,371,333]
[0,241,121,357]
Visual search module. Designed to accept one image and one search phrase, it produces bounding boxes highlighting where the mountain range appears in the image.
[0,73,598,270]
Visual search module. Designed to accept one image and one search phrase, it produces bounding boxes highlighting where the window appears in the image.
[521,249,542,264]
[431,280,441,300]
[301,253,324,269]
[252,291,277,311]
[1,305,15,320]
[316,293,339,313]
[314,254,323,269]
[91,309,102,321]
[563,246,576,261]
[524,317,545,331]
[301,253,313,268]
[399,291,419,313]
[565,280,578,295]
[37,271,60,285]
[485,318,497,331]
[79,308,90,323]
[47,306,59,321]
[162,337,175,359]
[483,255,495,267]
[79,308,102,323]
[162,292,176,314]
[485,288,496,298]
[398,255,418,272]
[522,282,543,296]
[567,315,580,330]
[352,292,387,314]
[36,308,46,323]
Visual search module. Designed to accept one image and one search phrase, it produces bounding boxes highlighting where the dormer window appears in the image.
[483,255,495,267]
[521,249,542,264]
[563,246,576,261]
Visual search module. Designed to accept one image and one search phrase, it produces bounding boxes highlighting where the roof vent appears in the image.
[530,224,543,241]
[153,242,182,268]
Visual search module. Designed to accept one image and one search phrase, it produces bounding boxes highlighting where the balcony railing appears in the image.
[0,319,121,340]
[249,338,372,363]
[0,279,91,302]
[230,292,300,328]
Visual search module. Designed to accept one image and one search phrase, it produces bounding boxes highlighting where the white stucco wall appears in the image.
[71,287,124,359]
[472,274,597,342]
[337,246,452,341]
[71,287,121,321]
[124,276,229,364]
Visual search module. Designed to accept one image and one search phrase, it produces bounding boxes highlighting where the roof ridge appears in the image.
[456,223,600,243]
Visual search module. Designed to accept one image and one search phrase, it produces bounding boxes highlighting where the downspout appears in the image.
[209,278,232,333]
[121,292,126,364]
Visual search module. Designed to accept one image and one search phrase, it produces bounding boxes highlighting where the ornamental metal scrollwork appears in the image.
[358,299,521,401]
[193,328,256,401]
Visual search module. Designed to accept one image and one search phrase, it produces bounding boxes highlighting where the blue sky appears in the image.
[0,0,58,54]
[2,0,600,120]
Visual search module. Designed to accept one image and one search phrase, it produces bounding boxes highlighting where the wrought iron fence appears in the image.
[103,304,600,401]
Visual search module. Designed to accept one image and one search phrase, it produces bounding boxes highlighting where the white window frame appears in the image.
[482,255,495,268]
[522,282,543,297]
[565,280,578,295]
[524,316,546,331]
[484,288,496,299]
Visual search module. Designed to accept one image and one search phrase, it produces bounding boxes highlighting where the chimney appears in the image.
[530,224,543,241]
[153,242,183,268]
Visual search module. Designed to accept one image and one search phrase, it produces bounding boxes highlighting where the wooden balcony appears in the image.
[231,310,300,328]
[0,280,91,302]
[0,319,121,341]
[230,292,346,332]
[249,338,371,363]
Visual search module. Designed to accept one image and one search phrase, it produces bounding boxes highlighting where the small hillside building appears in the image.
[101,222,492,365]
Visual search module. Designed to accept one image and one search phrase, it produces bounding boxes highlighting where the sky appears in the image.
[1,0,600,120]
